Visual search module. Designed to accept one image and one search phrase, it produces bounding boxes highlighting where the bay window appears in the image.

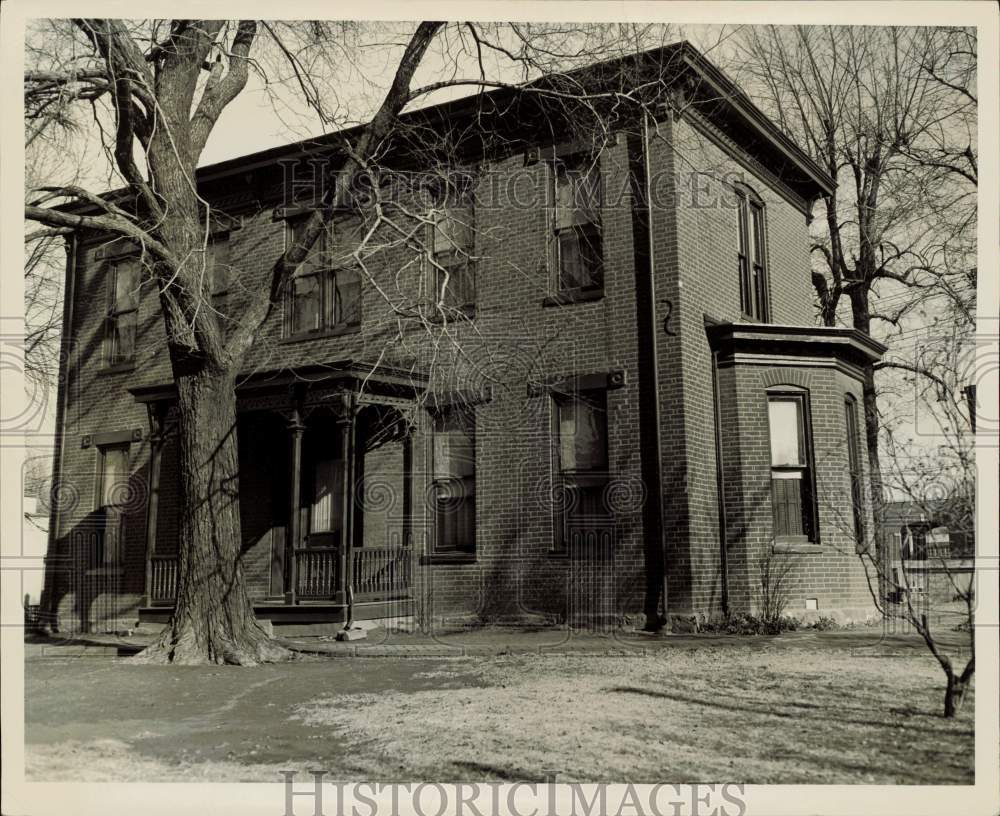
[768,393,817,543]
[845,395,865,545]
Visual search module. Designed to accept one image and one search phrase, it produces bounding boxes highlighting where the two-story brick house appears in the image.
[41,42,885,635]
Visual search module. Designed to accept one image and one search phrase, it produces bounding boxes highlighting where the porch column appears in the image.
[142,402,167,606]
[285,407,306,605]
[335,392,358,621]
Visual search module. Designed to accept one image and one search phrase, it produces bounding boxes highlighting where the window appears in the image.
[307,428,344,540]
[96,444,129,565]
[553,389,610,552]
[426,204,476,315]
[104,258,139,366]
[551,154,603,293]
[767,393,816,542]
[431,407,476,553]
[285,217,361,337]
[845,395,865,545]
[737,187,768,321]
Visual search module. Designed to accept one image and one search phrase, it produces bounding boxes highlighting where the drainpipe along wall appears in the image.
[710,343,730,616]
[628,114,669,630]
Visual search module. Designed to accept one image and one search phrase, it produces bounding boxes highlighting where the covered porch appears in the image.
[131,361,426,627]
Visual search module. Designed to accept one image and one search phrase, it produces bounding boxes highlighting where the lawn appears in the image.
[23,631,974,784]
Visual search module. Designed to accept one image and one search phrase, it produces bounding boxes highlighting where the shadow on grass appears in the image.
[450,760,551,782]
[607,686,970,738]
[24,630,146,656]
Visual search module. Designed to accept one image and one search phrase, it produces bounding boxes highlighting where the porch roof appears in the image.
[127,359,428,405]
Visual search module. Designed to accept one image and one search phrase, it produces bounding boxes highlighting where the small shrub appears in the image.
[701,613,799,636]
[810,615,839,631]
[756,547,800,632]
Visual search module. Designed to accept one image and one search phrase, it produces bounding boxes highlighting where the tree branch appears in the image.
[189,21,257,159]
[225,20,444,360]
[25,204,175,268]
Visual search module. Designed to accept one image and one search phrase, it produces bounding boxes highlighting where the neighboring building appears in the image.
[42,42,885,635]
[881,500,975,605]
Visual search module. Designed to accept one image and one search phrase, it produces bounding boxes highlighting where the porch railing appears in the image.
[147,546,412,605]
[295,547,341,599]
[353,547,412,600]
[149,554,179,603]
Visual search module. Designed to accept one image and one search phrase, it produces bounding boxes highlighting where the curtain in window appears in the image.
[432,409,475,552]
[311,455,344,534]
[558,393,608,472]
[98,446,129,564]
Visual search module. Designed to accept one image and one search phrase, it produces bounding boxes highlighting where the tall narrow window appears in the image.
[845,395,865,545]
[768,393,816,542]
[553,389,610,552]
[105,259,139,366]
[286,217,361,337]
[427,203,475,315]
[737,187,768,321]
[552,154,603,293]
[308,429,344,540]
[96,444,130,565]
[432,407,476,553]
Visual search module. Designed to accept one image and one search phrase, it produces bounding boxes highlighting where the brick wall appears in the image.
[46,106,875,631]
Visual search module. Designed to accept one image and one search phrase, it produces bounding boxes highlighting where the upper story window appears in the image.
[431,406,476,554]
[767,392,817,543]
[285,216,361,338]
[550,154,603,296]
[426,202,476,317]
[104,258,139,367]
[553,388,610,552]
[736,185,768,322]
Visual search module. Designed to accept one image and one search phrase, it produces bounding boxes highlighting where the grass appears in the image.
[24,634,974,784]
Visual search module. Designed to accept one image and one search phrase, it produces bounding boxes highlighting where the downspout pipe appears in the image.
[629,112,669,629]
[710,342,730,617]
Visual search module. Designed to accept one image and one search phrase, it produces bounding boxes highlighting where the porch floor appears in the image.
[138,598,415,632]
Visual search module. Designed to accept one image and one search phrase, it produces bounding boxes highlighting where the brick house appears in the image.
[42,42,885,635]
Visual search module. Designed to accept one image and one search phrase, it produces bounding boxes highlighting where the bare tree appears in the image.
[26,20,714,662]
[862,326,975,717]
[24,19,447,664]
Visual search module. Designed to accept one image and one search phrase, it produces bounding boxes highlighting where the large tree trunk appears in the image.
[135,370,290,665]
